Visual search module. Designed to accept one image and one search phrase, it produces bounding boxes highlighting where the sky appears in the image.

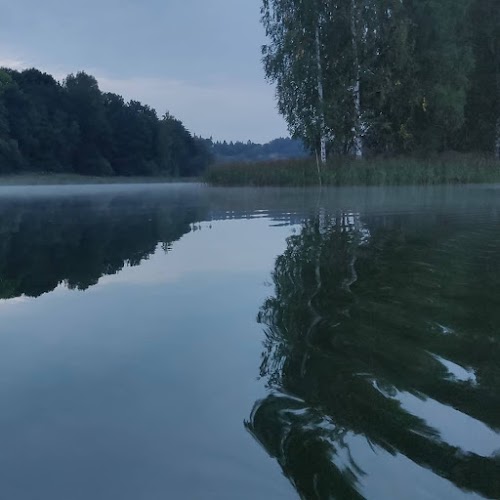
[0,0,289,143]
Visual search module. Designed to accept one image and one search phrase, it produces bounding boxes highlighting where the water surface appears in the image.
[0,184,499,499]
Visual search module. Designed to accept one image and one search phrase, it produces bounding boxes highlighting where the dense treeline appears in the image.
[0,68,212,176]
[209,137,307,163]
[261,0,500,160]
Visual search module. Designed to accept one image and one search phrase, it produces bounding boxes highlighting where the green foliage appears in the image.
[463,0,500,155]
[261,0,498,157]
[0,67,213,176]
[156,113,211,177]
[261,0,336,151]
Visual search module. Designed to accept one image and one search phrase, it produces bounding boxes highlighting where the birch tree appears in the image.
[494,0,500,159]
[261,0,494,159]
[315,19,327,164]
[261,0,367,160]
[351,0,363,157]
[261,0,332,162]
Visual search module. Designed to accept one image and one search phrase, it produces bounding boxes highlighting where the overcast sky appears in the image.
[0,0,288,142]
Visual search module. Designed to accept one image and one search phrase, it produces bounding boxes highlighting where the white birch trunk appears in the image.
[352,77,362,158]
[315,23,327,164]
[351,0,363,158]
[496,69,500,159]
[495,116,500,160]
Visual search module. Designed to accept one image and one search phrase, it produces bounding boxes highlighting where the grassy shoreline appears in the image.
[0,173,200,186]
[205,154,500,187]
[2,154,499,188]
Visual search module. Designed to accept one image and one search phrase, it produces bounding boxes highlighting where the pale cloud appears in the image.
[0,51,65,80]
[0,296,31,309]
[0,57,26,70]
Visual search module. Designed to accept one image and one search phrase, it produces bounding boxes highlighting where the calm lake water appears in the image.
[0,183,499,500]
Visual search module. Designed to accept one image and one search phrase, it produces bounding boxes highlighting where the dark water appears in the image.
[0,183,499,500]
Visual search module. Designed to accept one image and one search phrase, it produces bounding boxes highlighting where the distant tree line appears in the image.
[208,137,308,163]
[0,68,213,176]
[261,0,500,161]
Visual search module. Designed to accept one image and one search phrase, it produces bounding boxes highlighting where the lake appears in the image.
[0,183,499,500]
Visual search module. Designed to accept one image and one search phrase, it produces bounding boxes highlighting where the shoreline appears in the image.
[3,154,500,189]
[0,174,200,186]
[205,154,500,187]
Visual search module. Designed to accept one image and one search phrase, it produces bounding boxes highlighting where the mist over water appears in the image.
[0,183,499,499]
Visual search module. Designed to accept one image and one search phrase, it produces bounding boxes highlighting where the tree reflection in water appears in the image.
[247,212,500,499]
[0,193,205,299]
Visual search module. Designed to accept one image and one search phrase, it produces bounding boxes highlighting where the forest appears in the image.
[262,0,499,160]
[1,0,498,178]
[0,68,213,176]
